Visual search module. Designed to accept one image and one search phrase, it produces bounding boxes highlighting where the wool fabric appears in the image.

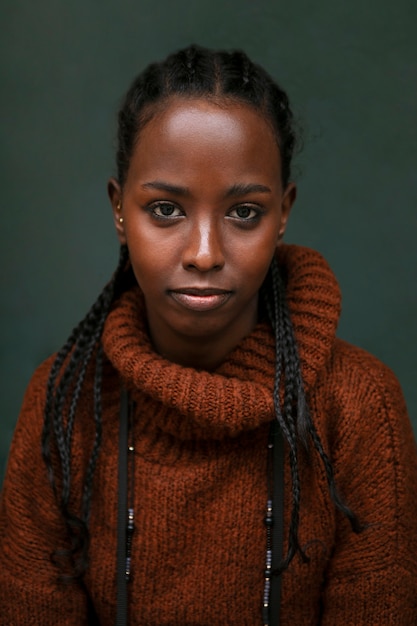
[1,244,417,625]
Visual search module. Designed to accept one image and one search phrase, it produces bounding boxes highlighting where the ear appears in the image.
[108,177,127,245]
[277,182,296,245]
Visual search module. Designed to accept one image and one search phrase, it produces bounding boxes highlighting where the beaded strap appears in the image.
[263,419,284,625]
[115,389,129,626]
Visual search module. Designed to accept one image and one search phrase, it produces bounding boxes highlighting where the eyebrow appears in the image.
[141,181,272,197]
[225,183,272,197]
[142,181,190,195]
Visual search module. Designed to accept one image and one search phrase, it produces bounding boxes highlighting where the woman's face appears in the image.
[108,97,296,368]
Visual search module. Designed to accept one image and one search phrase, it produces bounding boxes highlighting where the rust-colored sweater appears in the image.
[1,245,417,625]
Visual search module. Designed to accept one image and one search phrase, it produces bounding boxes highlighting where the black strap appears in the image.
[115,389,129,626]
[114,393,284,626]
[270,420,284,625]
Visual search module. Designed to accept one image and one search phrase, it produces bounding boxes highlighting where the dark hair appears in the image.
[116,44,297,189]
[42,44,361,583]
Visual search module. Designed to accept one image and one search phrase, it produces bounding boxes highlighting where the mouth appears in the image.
[169,288,233,312]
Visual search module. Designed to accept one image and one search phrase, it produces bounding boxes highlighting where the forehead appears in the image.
[127,97,282,187]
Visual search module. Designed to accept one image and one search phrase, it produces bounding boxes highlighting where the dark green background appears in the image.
[1,0,416,485]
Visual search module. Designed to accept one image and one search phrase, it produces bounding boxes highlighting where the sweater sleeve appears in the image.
[0,359,90,625]
[320,348,417,625]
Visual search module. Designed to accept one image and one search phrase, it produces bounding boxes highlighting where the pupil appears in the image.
[161,204,174,216]
[237,206,251,218]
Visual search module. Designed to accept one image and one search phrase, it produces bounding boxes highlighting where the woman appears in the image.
[1,45,416,625]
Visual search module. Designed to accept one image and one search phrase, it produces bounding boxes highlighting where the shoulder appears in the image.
[315,338,416,482]
[306,329,411,434]
[328,338,406,409]
[317,340,417,574]
[6,355,57,467]
[16,355,56,428]
[21,354,56,405]
[312,338,414,463]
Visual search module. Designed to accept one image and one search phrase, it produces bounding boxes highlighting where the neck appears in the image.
[147,314,258,371]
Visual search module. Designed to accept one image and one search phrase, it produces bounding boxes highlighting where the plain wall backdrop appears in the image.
[1,0,416,484]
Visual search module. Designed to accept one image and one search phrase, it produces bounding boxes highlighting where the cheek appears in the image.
[233,229,279,275]
[249,252,276,284]
[127,244,160,290]
[124,226,165,279]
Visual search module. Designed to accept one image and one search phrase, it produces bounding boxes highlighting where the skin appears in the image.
[108,97,296,370]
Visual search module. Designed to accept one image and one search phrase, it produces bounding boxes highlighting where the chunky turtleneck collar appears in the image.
[102,245,341,441]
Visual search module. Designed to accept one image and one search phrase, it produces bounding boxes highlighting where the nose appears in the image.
[182,218,225,272]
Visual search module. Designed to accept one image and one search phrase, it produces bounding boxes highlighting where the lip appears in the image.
[169,288,232,312]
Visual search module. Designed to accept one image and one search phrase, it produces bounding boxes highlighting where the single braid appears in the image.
[82,343,104,521]
[265,259,306,570]
[305,417,363,532]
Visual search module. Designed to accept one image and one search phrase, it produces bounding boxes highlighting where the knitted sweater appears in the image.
[1,245,416,625]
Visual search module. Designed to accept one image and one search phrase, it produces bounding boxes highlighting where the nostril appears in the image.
[184,257,224,272]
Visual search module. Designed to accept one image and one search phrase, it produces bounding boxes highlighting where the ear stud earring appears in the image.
[117,202,124,224]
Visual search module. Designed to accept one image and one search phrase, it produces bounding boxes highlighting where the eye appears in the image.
[148,202,183,218]
[228,204,260,221]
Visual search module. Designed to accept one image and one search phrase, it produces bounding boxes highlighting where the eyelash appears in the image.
[147,202,183,219]
[228,204,262,222]
[145,201,263,224]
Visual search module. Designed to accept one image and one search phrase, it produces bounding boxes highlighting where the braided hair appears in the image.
[42,44,361,582]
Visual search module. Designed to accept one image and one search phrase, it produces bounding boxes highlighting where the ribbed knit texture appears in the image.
[1,244,417,625]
